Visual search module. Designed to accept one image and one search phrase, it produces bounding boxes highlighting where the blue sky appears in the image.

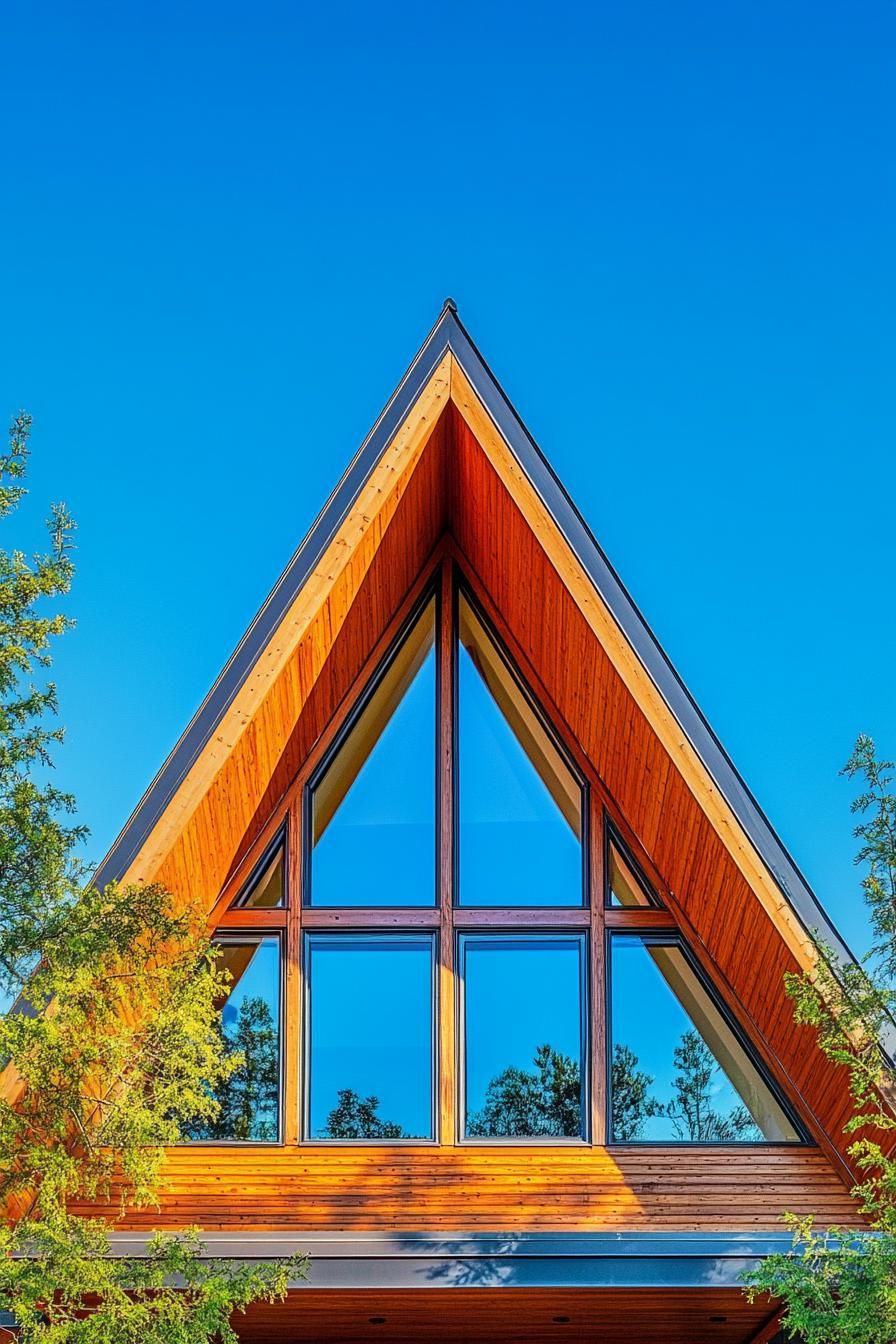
[2,0,894,961]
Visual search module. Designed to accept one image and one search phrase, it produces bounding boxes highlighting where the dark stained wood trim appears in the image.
[590,788,607,1144]
[284,796,303,1144]
[604,909,679,929]
[214,909,288,930]
[438,556,457,1144]
[452,909,590,928]
[301,909,441,929]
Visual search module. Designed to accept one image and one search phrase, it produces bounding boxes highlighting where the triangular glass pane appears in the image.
[457,595,583,907]
[609,933,801,1142]
[232,843,285,910]
[607,837,663,908]
[309,599,436,907]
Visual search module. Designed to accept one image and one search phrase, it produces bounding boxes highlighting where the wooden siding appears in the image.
[232,1287,777,1344]
[83,1146,856,1233]
[58,358,867,1246]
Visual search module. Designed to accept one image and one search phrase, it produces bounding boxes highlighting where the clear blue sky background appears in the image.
[2,1,894,961]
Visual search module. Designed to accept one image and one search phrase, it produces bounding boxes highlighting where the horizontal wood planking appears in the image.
[81,1146,860,1233]
[233,1287,776,1344]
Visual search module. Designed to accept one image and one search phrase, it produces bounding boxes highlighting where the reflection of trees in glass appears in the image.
[468,1044,581,1137]
[184,996,279,1141]
[611,1043,660,1140]
[611,1034,762,1141]
[661,1030,761,1142]
[321,1089,406,1139]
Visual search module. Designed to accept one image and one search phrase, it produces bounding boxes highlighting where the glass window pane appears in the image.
[309,601,436,907]
[184,937,281,1141]
[235,844,285,909]
[457,597,583,907]
[607,841,658,908]
[609,935,800,1142]
[306,936,434,1139]
[461,936,586,1139]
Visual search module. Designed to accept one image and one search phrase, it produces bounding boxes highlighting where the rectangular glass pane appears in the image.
[309,600,436,907]
[306,935,435,1139]
[461,935,586,1139]
[183,936,281,1141]
[457,596,583,907]
[609,935,800,1142]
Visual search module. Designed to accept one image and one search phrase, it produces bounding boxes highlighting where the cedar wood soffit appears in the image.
[93,300,869,1024]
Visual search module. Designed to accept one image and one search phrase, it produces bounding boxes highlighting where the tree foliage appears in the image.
[183,996,280,1143]
[467,1044,581,1137]
[0,414,306,1341]
[610,1043,660,1140]
[321,1089,405,1140]
[662,1031,760,1142]
[744,736,896,1341]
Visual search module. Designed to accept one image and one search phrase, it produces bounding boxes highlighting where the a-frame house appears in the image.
[81,304,864,1342]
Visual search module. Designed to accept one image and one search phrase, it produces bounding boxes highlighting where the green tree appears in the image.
[467,1044,581,1137]
[744,736,896,1341]
[321,1089,405,1139]
[610,1042,660,1140]
[184,996,280,1142]
[0,414,306,1341]
[661,1030,760,1142]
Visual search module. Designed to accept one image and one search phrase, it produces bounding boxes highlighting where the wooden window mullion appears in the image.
[283,797,304,1144]
[437,556,457,1145]
[590,790,607,1144]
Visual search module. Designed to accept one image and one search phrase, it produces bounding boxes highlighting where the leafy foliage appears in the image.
[744,736,896,1341]
[0,414,306,1340]
[0,413,83,999]
[467,1044,581,1137]
[321,1089,405,1139]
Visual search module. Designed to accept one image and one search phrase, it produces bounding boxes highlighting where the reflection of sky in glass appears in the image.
[311,646,436,906]
[308,938,433,1138]
[458,645,581,906]
[219,938,280,1032]
[463,937,583,1130]
[611,937,746,1141]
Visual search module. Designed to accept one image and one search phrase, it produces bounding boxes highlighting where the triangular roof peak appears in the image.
[96,301,852,983]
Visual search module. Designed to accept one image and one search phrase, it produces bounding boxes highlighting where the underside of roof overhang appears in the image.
[91,303,867,1173]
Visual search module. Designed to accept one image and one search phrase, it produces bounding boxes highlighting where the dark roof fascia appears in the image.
[445,311,860,975]
[93,302,873,1049]
[446,310,896,1064]
[105,1229,802,1290]
[91,305,456,895]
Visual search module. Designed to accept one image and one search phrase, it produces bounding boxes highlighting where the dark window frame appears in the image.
[229,824,289,910]
[303,583,441,911]
[605,927,809,1147]
[302,930,439,1145]
[453,579,589,911]
[185,549,812,1149]
[456,930,591,1145]
[178,929,286,1146]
